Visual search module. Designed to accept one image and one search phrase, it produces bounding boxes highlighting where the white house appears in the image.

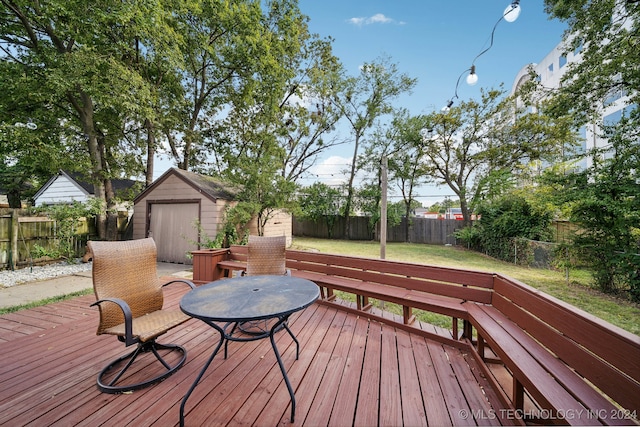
[33,170,138,208]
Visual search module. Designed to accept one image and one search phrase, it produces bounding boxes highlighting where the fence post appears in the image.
[10,209,18,270]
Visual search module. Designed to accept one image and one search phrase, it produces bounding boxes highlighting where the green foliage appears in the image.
[423,87,575,224]
[334,55,417,237]
[298,182,344,238]
[540,1,640,301]
[543,0,639,128]
[458,195,554,263]
[189,204,252,251]
[216,203,253,246]
[30,199,103,262]
[541,119,640,301]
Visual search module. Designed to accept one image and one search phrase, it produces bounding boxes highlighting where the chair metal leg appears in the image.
[97,340,187,394]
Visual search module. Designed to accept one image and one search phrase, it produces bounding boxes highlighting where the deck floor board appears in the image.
[0,286,510,426]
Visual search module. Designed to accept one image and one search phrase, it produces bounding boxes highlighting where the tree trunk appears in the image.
[145,119,156,187]
[73,91,109,240]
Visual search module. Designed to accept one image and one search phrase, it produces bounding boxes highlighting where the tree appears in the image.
[543,0,639,127]
[162,0,280,172]
[539,1,640,300]
[298,182,344,238]
[422,87,574,225]
[332,55,417,239]
[542,117,640,300]
[387,113,432,241]
[463,193,554,263]
[202,1,344,235]
[278,36,347,182]
[358,111,431,241]
[0,0,176,239]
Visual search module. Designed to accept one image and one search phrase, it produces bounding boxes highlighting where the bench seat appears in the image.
[292,269,467,314]
[216,260,246,277]
[214,251,470,341]
[465,302,632,426]
[192,245,640,423]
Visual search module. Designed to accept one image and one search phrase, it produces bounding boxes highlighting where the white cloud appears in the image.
[309,156,352,187]
[347,13,404,27]
[369,13,393,24]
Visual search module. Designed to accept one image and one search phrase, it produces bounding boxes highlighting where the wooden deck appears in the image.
[0,283,514,426]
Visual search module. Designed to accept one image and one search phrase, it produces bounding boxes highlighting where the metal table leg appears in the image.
[180,315,299,425]
[269,315,297,423]
[180,323,224,427]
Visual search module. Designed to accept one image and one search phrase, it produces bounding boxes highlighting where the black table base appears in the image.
[179,315,299,426]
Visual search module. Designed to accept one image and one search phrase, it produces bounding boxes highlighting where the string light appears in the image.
[442,1,521,111]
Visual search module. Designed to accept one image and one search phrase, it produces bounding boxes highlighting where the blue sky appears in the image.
[155,1,568,206]
[296,0,569,205]
[298,0,566,114]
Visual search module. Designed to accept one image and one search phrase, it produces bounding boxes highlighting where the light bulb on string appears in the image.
[466,65,478,86]
[503,0,521,23]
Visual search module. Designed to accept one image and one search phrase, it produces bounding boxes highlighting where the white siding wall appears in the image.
[35,175,90,206]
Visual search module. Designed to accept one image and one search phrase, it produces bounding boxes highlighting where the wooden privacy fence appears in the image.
[293,216,466,245]
[0,209,90,270]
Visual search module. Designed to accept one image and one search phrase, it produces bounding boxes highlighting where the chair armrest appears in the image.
[91,297,136,346]
[162,279,196,290]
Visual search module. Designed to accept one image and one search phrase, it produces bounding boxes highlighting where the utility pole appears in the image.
[380,156,387,259]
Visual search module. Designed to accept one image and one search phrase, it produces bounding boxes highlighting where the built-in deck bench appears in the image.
[285,249,493,344]
[464,275,640,426]
[191,246,640,425]
[193,245,493,345]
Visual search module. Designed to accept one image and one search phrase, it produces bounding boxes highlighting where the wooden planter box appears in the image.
[191,248,229,284]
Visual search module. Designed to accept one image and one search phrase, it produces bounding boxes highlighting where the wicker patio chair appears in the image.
[239,235,291,334]
[244,235,290,276]
[88,238,195,393]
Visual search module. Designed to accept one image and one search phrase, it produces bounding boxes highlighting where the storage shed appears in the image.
[132,168,292,265]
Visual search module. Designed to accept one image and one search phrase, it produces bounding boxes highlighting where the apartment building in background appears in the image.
[511,35,633,172]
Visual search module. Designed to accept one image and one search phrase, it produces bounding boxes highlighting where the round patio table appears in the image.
[179,275,319,426]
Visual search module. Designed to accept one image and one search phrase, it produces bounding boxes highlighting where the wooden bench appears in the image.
[285,250,493,341]
[464,275,640,426]
[192,245,640,425]
[197,245,493,346]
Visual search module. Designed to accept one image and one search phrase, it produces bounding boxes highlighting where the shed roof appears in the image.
[134,167,240,203]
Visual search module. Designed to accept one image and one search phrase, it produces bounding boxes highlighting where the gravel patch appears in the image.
[0,261,92,288]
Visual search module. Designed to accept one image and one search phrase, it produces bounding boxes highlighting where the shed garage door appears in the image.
[149,202,199,264]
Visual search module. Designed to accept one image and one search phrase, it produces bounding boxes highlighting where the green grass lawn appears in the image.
[291,237,640,336]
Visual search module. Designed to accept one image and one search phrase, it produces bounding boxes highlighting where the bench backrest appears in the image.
[216,245,640,410]
[285,249,494,304]
[493,274,640,412]
[228,244,248,262]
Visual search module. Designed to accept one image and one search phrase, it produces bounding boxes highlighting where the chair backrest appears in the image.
[245,235,287,276]
[89,238,163,333]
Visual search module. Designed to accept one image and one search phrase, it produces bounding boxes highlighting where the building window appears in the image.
[604,90,623,107]
[573,43,583,56]
[604,109,623,127]
[548,63,554,73]
[559,54,567,68]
